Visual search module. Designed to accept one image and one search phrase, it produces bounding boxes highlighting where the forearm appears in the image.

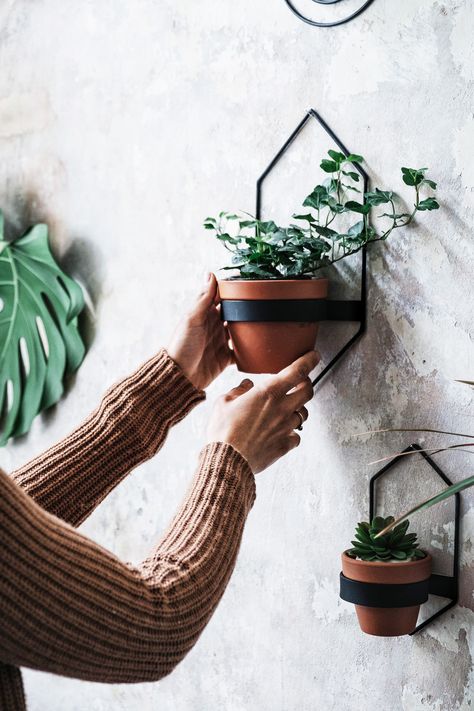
[0,443,255,686]
[11,349,205,526]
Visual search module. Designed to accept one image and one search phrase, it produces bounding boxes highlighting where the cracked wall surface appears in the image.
[0,1,472,709]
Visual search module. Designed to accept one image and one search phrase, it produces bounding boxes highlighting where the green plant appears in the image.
[0,213,86,445]
[347,516,426,562]
[204,150,439,279]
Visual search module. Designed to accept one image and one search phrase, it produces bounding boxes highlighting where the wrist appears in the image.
[205,436,254,474]
[165,348,203,392]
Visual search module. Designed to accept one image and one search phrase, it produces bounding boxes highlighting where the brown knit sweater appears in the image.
[0,350,255,710]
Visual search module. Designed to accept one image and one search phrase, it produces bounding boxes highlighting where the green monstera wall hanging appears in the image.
[0,212,86,445]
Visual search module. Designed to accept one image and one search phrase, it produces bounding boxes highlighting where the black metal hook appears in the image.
[283,0,375,28]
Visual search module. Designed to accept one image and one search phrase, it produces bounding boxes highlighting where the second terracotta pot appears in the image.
[341,551,432,637]
[218,278,329,374]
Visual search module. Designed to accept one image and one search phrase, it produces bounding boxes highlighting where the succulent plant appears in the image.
[347,516,426,562]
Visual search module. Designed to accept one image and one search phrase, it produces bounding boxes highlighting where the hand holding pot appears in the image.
[207,351,319,473]
[168,273,234,390]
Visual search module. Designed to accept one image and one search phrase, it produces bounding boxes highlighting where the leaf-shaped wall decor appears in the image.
[0,212,86,445]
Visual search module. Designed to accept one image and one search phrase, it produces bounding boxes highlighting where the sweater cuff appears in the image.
[142,349,206,423]
[197,442,256,514]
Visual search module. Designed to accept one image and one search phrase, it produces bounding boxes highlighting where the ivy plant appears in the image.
[347,516,426,562]
[0,213,86,445]
[204,150,439,279]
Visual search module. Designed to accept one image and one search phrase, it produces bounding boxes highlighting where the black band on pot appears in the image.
[220,299,363,323]
[339,573,430,608]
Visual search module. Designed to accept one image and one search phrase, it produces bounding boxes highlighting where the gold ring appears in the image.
[295,410,304,431]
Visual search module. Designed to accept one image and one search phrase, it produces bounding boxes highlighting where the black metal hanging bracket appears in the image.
[255,108,368,387]
[283,0,375,28]
[369,443,461,635]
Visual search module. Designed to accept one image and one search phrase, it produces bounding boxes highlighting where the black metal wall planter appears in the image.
[250,108,368,387]
[339,444,461,636]
[283,0,375,28]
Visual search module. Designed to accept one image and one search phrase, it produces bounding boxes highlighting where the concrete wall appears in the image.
[1,0,473,708]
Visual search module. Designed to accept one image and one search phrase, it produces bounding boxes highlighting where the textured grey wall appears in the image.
[1,0,473,709]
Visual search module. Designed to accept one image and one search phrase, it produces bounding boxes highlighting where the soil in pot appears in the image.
[341,551,432,637]
[218,278,329,374]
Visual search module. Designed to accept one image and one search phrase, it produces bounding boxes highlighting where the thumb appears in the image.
[184,273,218,326]
[195,272,217,312]
[225,378,254,401]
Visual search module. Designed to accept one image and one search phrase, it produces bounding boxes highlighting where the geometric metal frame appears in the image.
[283,0,375,28]
[255,108,368,388]
[369,443,460,635]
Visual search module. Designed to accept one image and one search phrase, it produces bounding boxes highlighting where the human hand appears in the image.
[167,273,234,391]
[206,351,319,474]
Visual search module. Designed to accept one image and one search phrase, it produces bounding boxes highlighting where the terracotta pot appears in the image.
[341,551,432,637]
[218,278,329,374]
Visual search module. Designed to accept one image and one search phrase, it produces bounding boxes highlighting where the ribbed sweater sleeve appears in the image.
[11,349,205,526]
[0,665,26,710]
[0,442,255,710]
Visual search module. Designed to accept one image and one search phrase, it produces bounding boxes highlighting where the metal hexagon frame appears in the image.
[255,108,368,388]
[369,443,460,634]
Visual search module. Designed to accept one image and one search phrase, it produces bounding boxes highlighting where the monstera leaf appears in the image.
[0,213,86,445]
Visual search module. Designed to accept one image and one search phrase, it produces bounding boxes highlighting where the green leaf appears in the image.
[326,198,347,214]
[413,549,427,559]
[348,221,365,237]
[259,220,279,234]
[217,233,240,245]
[292,214,316,223]
[0,222,86,445]
[314,226,338,239]
[266,230,287,245]
[355,530,371,545]
[364,189,393,206]
[320,159,339,174]
[303,186,329,210]
[423,179,437,190]
[345,154,364,164]
[328,149,346,163]
[417,197,439,211]
[323,178,339,194]
[345,201,371,215]
[401,167,426,187]
[371,516,386,532]
[240,264,277,278]
[379,212,410,220]
[342,170,360,182]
